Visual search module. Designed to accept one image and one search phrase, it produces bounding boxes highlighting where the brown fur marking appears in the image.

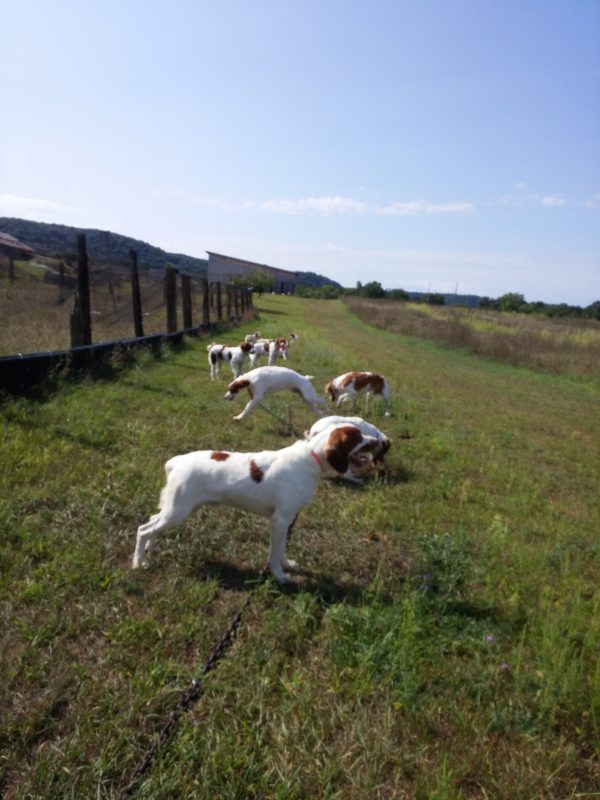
[353,372,385,394]
[324,425,364,473]
[340,371,361,388]
[249,459,264,482]
[227,378,253,398]
[211,451,231,461]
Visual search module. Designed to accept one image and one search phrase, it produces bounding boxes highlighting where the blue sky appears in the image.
[2,0,599,305]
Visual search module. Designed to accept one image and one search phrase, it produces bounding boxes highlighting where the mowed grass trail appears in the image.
[1,294,599,798]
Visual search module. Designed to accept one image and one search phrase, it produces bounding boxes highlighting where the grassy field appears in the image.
[1,295,599,798]
[346,296,600,379]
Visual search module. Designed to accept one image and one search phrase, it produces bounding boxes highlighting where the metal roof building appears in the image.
[206,251,298,294]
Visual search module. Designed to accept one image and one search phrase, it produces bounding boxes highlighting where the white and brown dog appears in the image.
[207,341,253,380]
[249,333,298,367]
[305,415,391,482]
[225,366,330,421]
[325,371,392,416]
[132,424,379,583]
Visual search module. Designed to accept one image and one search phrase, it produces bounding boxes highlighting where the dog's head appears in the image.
[324,381,338,402]
[224,378,252,401]
[314,424,380,476]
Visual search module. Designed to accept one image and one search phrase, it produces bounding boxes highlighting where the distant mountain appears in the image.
[0,217,208,274]
[296,271,343,290]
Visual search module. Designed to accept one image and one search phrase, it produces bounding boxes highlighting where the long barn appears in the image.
[206,251,298,294]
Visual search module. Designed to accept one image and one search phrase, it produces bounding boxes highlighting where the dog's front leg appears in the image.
[233,396,259,421]
[268,512,298,583]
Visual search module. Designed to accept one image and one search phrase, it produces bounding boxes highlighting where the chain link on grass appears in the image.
[118,565,270,799]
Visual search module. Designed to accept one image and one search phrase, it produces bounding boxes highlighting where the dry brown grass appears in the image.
[0,261,207,355]
[346,296,600,379]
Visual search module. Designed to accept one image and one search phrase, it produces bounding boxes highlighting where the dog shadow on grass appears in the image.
[199,559,391,608]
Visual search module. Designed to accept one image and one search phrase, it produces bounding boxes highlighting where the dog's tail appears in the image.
[304,374,315,381]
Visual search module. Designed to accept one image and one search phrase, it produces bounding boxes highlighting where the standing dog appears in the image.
[132,424,379,583]
[225,366,330,421]
[325,371,392,416]
[207,342,253,380]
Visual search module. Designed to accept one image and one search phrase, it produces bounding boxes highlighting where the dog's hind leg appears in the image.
[132,495,199,568]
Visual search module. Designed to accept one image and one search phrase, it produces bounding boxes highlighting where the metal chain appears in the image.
[118,565,269,799]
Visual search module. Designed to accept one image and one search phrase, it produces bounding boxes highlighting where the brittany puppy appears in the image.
[325,371,392,416]
[305,415,392,482]
[132,424,379,583]
[224,366,330,421]
[207,341,253,380]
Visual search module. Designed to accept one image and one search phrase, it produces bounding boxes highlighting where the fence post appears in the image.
[202,278,210,328]
[181,274,193,330]
[164,266,178,334]
[234,287,240,318]
[216,281,223,321]
[129,250,144,338]
[70,234,92,347]
[226,284,232,320]
[240,287,246,314]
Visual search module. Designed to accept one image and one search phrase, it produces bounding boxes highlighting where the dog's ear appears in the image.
[227,378,251,396]
[324,382,333,399]
[323,425,363,474]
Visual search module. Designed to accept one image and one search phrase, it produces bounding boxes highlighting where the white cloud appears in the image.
[259,196,474,216]
[377,200,474,216]
[0,193,81,220]
[497,192,568,209]
[260,196,368,215]
[540,195,567,207]
[584,193,600,209]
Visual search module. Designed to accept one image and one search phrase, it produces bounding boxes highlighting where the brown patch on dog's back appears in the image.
[240,341,252,352]
[249,459,264,482]
[227,378,253,398]
[340,371,361,388]
[211,451,230,461]
[353,372,385,394]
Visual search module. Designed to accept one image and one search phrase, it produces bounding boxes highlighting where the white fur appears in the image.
[224,366,330,421]
[132,425,378,582]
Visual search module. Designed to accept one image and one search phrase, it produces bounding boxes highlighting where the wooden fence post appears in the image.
[226,284,232,320]
[202,278,210,328]
[234,287,240,318]
[216,282,223,321]
[70,234,92,347]
[129,249,144,338]
[164,266,178,334]
[181,274,193,330]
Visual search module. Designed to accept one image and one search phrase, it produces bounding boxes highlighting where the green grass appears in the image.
[1,295,599,798]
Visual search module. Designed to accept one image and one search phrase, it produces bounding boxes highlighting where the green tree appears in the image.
[497,292,526,312]
[230,268,274,296]
[359,281,386,298]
